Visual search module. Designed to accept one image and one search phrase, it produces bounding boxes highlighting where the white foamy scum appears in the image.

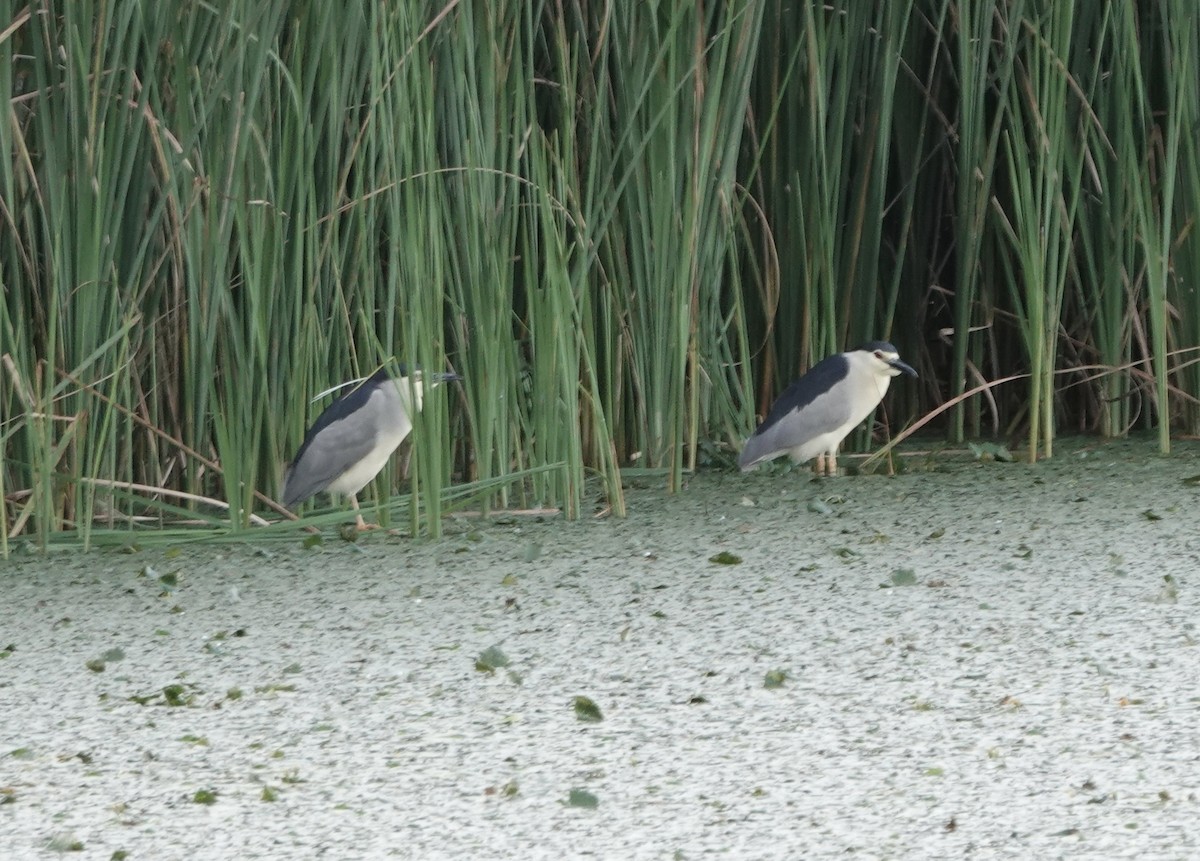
[2,439,1198,859]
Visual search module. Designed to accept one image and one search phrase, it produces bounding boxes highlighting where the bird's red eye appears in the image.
[874,351,883,359]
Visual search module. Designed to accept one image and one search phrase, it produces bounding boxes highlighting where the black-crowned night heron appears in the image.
[282,365,461,528]
[738,341,916,476]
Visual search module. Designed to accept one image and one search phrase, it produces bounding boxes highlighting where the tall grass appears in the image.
[744,2,930,455]
[3,1,1200,549]
[946,0,1018,442]
[557,1,764,491]
[1128,0,1191,455]
[1076,4,1134,439]
[1177,9,1200,436]
[991,1,1086,461]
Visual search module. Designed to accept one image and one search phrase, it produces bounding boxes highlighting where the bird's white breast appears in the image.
[325,386,416,497]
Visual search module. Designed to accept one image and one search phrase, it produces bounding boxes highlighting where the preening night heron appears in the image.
[282,366,461,528]
[738,341,916,476]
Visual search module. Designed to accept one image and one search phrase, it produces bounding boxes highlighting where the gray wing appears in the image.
[282,394,387,507]
[738,386,855,470]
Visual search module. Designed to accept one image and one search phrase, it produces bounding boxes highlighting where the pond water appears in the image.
[3,438,1199,858]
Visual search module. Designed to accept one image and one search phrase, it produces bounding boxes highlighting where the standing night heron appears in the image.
[738,341,916,476]
[282,365,461,528]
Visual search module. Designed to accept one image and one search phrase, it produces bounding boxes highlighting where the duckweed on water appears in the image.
[573,696,603,722]
[475,645,510,673]
[566,788,599,809]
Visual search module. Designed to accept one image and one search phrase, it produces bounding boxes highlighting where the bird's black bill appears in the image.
[890,359,917,377]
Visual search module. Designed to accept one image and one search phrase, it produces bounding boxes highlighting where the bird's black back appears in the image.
[751,352,849,436]
[288,367,397,467]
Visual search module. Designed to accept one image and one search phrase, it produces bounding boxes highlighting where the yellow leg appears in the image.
[350,495,374,531]
[813,452,837,477]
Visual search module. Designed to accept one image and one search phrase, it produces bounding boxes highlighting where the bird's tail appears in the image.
[736,437,763,472]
